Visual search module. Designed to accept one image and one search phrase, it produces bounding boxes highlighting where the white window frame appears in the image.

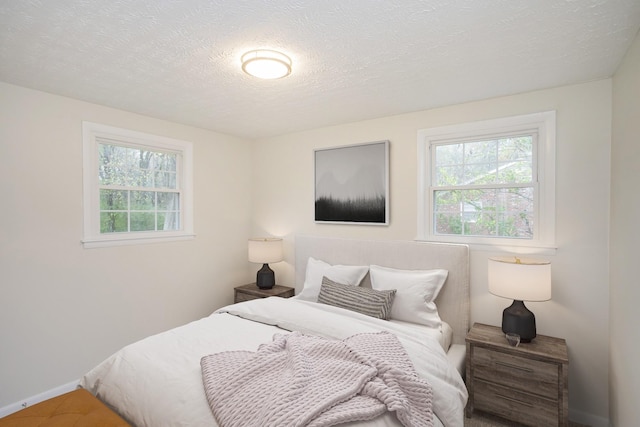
[417,111,556,251]
[82,122,194,248]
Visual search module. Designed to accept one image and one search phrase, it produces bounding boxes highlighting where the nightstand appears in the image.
[465,323,569,427]
[234,283,295,303]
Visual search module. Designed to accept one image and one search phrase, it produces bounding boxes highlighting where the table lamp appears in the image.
[488,256,551,342]
[248,238,283,289]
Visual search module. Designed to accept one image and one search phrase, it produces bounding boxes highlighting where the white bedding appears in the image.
[387,319,452,352]
[388,320,465,376]
[81,297,467,427]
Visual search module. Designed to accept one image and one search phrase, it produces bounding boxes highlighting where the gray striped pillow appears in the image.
[317,276,396,320]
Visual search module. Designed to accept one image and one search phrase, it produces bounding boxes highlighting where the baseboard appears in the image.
[570,408,611,427]
[0,380,80,418]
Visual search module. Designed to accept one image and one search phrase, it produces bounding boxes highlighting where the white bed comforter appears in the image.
[81,298,467,427]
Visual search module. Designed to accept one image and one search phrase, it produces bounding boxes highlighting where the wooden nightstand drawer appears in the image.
[475,379,558,427]
[234,283,295,303]
[473,346,558,399]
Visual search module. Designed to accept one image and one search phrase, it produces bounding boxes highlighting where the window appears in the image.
[417,111,556,250]
[82,122,194,248]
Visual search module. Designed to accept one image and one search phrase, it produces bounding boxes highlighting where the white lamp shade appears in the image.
[248,238,284,264]
[488,256,551,302]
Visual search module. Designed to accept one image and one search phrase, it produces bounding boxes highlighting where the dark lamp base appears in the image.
[256,263,275,289]
[501,300,537,342]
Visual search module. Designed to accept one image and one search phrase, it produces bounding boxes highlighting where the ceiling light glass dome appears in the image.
[241,49,292,79]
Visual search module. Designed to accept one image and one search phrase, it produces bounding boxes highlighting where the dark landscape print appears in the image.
[315,141,388,224]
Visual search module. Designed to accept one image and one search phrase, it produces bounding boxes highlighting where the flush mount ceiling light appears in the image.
[241,49,292,79]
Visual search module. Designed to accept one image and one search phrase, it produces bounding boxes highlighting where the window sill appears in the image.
[82,233,195,249]
[415,236,557,255]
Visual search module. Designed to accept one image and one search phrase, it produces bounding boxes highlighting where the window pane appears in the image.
[158,212,180,231]
[499,136,532,161]
[100,212,128,233]
[130,191,155,210]
[100,189,127,210]
[434,144,463,166]
[130,212,155,231]
[435,189,462,211]
[157,192,179,210]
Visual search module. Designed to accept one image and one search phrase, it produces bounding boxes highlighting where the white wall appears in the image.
[0,82,253,408]
[610,31,640,427]
[252,80,612,426]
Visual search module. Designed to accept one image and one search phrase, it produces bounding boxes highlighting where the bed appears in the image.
[81,235,470,427]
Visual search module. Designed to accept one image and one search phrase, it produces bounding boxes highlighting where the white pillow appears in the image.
[369,265,448,328]
[296,257,369,302]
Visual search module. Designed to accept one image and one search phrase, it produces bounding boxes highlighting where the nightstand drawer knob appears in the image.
[495,361,534,373]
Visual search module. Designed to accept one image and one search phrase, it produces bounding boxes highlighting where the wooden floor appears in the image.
[465,411,589,427]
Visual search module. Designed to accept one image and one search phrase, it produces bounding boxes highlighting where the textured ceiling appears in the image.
[1,1,640,139]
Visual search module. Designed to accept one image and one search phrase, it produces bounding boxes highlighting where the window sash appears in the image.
[97,139,179,189]
[431,185,537,239]
[99,188,181,234]
[431,132,536,185]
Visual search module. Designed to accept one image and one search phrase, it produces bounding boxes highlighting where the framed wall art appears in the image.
[314,140,389,225]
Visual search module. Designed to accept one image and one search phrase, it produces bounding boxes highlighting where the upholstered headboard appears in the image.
[294,235,470,345]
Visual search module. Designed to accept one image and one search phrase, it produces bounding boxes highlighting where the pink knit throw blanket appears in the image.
[201,331,433,427]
